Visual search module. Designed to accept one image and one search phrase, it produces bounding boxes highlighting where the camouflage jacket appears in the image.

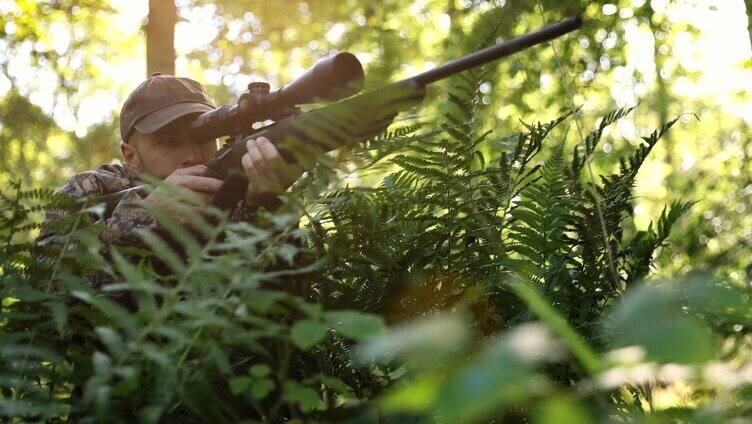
[41,162,259,247]
[39,163,261,292]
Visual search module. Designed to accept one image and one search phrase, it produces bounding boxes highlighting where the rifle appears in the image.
[102,15,582,216]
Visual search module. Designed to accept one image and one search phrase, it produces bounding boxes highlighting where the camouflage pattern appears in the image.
[41,162,259,246]
[39,162,262,294]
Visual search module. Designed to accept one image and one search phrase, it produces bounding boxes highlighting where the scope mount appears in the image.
[237,82,301,127]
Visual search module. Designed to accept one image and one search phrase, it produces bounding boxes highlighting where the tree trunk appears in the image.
[745,0,752,51]
[145,0,177,76]
[649,13,673,167]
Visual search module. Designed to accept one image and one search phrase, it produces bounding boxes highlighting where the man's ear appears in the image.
[120,141,141,172]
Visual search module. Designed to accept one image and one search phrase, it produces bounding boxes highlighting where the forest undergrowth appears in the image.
[2,50,752,424]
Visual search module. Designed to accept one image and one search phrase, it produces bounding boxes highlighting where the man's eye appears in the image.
[156,138,177,146]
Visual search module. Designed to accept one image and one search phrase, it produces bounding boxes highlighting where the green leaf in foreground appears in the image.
[534,397,593,424]
[324,310,386,340]
[252,379,276,401]
[284,381,320,411]
[509,282,602,374]
[290,319,329,349]
[607,283,716,364]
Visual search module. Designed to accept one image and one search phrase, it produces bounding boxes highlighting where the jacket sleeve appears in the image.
[100,189,160,247]
[37,172,104,246]
[37,172,156,297]
[39,171,159,249]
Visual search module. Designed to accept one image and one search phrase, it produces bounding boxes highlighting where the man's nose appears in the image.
[181,140,204,168]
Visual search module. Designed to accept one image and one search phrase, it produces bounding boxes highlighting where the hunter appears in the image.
[39,73,301,286]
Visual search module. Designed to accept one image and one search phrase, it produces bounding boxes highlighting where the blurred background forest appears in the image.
[1,0,751,280]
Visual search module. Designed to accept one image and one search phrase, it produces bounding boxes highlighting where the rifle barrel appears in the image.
[410,15,582,86]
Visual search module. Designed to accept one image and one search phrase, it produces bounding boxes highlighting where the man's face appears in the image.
[121,115,218,180]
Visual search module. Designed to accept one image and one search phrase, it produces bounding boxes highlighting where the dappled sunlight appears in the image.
[3,0,752,421]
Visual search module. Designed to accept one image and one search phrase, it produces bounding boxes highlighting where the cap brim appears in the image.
[134,102,214,134]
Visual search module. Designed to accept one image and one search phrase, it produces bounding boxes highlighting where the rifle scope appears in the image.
[188,52,365,143]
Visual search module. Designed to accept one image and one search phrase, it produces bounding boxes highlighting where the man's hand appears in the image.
[143,164,223,222]
[242,137,302,200]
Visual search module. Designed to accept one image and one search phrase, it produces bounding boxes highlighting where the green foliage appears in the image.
[0,84,705,422]
[0,30,730,422]
[0,0,123,188]
[0,185,389,422]
[367,276,752,422]
[305,58,690,358]
[0,2,751,421]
